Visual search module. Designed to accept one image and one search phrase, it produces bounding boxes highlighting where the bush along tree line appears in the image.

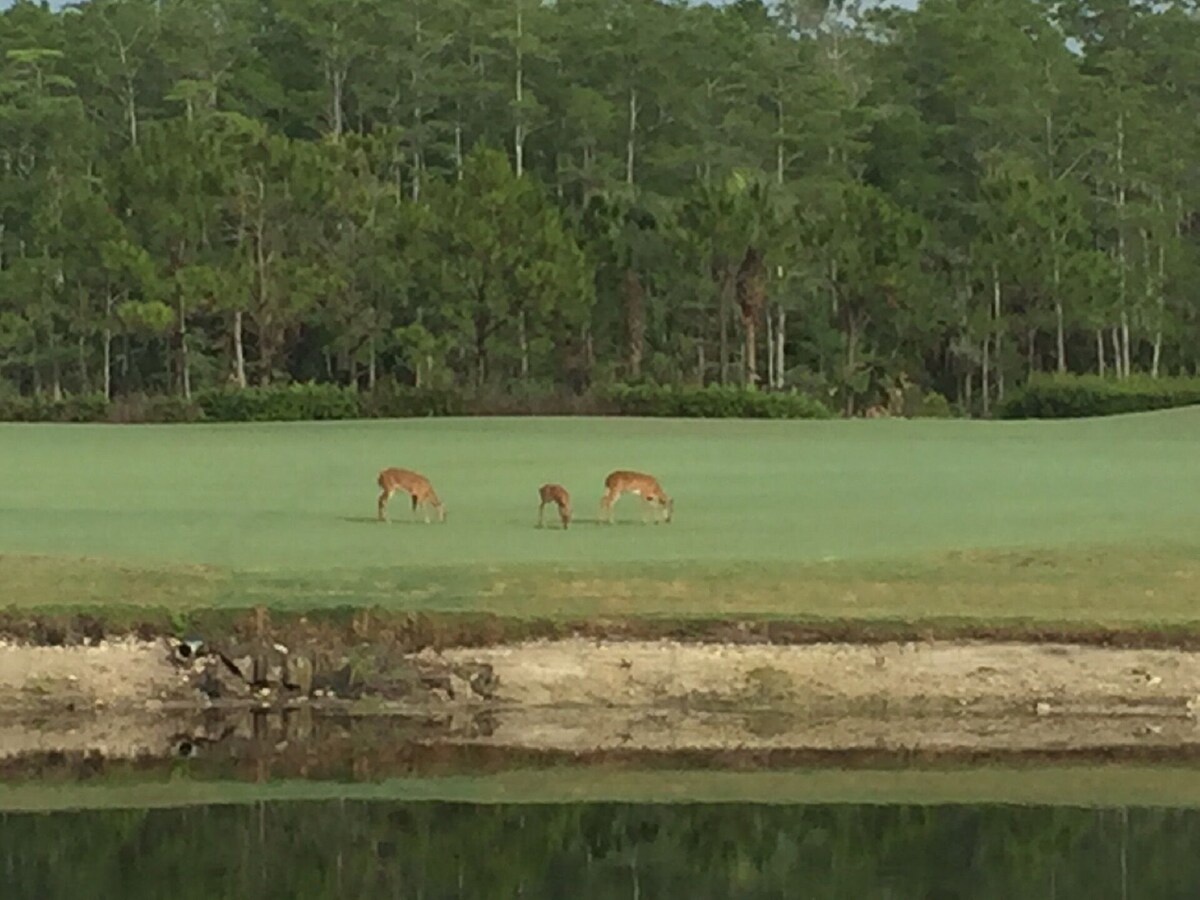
[0,0,1199,422]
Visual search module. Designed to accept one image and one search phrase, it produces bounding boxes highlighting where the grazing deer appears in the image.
[377,467,446,523]
[537,483,572,529]
[599,470,673,525]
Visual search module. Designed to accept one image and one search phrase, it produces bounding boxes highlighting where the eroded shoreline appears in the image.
[4,635,1200,767]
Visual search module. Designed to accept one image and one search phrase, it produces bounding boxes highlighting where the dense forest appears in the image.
[5,799,1198,897]
[0,0,1198,417]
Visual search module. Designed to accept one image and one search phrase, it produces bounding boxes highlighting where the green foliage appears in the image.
[358,382,466,418]
[0,0,1197,416]
[109,395,206,424]
[998,374,1200,419]
[0,394,109,423]
[915,391,954,419]
[606,384,832,419]
[194,383,362,422]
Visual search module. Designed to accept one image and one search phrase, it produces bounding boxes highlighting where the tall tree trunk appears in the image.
[775,307,786,389]
[744,318,757,387]
[775,95,785,186]
[625,86,637,185]
[125,81,138,146]
[78,335,88,394]
[1052,230,1065,373]
[518,311,529,380]
[1047,110,1065,374]
[232,310,247,388]
[736,247,765,388]
[992,263,1003,402]
[1152,206,1172,378]
[178,296,191,399]
[327,60,346,139]
[412,13,424,200]
[514,1,524,178]
[103,293,112,400]
[32,333,42,398]
[845,316,858,417]
[766,306,775,388]
[1111,327,1122,379]
[981,337,990,417]
[1096,329,1105,377]
[368,333,377,390]
[1114,110,1128,380]
[454,116,464,180]
[716,262,730,385]
[50,332,62,402]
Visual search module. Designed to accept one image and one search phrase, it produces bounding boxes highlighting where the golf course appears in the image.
[2,409,1199,624]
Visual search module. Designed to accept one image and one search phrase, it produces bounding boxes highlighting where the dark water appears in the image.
[2,801,1198,899]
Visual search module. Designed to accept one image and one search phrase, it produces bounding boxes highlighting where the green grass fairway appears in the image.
[2,410,1200,622]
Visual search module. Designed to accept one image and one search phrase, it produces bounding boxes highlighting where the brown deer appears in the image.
[599,470,673,525]
[537,483,572,529]
[377,467,446,523]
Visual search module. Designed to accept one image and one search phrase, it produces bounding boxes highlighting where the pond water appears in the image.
[3,800,1196,899]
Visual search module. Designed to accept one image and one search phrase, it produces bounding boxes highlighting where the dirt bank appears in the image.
[424,638,1200,754]
[4,636,1200,764]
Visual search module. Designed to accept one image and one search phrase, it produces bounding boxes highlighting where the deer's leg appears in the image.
[378,489,393,522]
[599,489,616,524]
[538,501,546,528]
[639,497,652,524]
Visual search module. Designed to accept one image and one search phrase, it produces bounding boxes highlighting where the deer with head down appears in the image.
[599,470,673,525]
[537,483,572,529]
[376,467,446,523]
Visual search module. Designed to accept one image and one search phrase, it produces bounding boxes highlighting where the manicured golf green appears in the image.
[2,410,1199,619]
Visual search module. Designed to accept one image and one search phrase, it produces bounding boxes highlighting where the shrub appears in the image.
[915,390,954,418]
[195,382,361,421]
[107,394,205,423]
[998,373,1200,419]
[0,381,837,423]
[604,383,833,419]
[360,383,466,418]
[0,394,109,423]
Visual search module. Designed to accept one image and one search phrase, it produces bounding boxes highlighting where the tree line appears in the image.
[1,0,1198,417]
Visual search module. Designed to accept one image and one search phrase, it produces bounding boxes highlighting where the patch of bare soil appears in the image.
[423,638,1200,754]
[0,636,205,760]
[4,636,1200,763]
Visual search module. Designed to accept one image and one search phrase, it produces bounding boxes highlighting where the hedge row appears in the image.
[0,382,833,423]
[601,383,833,419]
[998,374,1200,419]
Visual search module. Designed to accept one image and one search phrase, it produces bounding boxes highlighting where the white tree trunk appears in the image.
[775,307,786,389]
[233,310,247,388]
[103,294,112,400]
[514,1,525,177]
[992,263,1003,400]
[626,87,638,185]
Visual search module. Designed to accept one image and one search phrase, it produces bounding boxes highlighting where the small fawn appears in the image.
[377,467,446,523]
[537,483,572,529]
[599,470,673,525]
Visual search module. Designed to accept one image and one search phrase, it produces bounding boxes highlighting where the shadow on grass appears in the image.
[532,517,659,528]
[339,516,443,526]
